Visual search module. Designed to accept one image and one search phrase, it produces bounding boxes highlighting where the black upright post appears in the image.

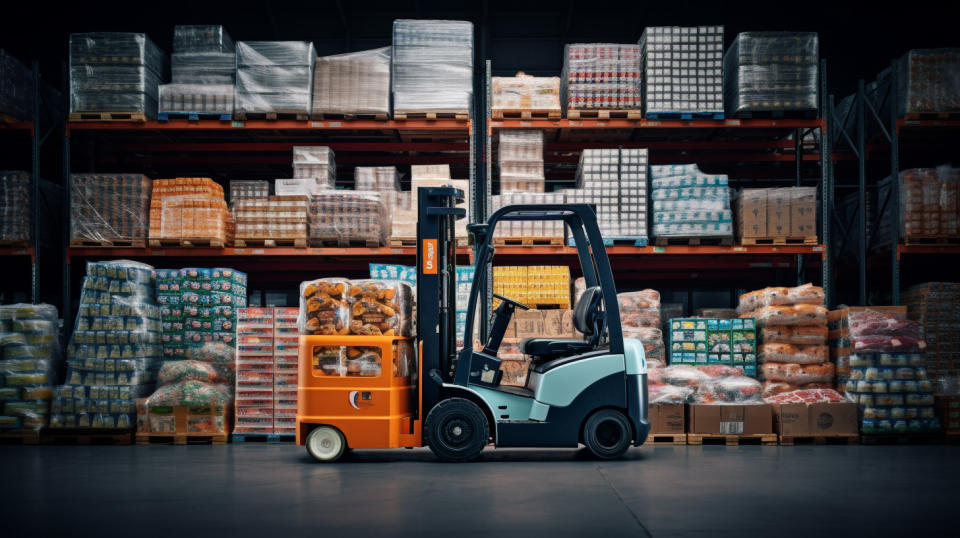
[857,80,867,306]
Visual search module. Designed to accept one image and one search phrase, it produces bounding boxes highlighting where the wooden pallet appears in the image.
[136,432,228,445]
[0,430,41,445]
[148,238,225,248]
[309,237,383,248]
[655,236,734,247]
[69,111,148,122]
[233,237,307,248]
[233,112,309,121]
[734,109,819,120]
[645,111,724,121]
[687,433,778,446]
[568,237,649,247]
[492,109,562,120]
[859,433,944,445]
[394,110,469,121]
[779,434,860,446]
[567,109,643,120]
[311,112,389,121]
[42,429,133,445]
[231,433,296,443]
[903,236,960,246]
[389,237,469,247]
[69,238,146,248]
[739,236,818,246]
[648,433,688,445]
[158,111,232,122]
[493,236,565,247]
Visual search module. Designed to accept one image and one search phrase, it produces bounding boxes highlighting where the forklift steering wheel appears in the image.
[492,293,531,311]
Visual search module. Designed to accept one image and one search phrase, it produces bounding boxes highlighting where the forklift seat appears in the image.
[520,286,603,361]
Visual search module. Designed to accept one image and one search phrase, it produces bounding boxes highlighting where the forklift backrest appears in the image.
[574,286,603,345]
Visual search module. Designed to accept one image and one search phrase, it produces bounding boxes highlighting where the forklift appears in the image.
[297,187,649,462]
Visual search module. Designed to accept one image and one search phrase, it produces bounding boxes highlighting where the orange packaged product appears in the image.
[761,362,834,384]
[346,280,413,337]
[299,279,351,335]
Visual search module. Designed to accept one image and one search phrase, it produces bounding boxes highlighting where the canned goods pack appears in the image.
[562,44,642,111]
[640,26,724,115]
[724,32,819,116]
[69,32,167,118]
[0,171,31,243]
[0,304,61,431]
[845,352,940,433]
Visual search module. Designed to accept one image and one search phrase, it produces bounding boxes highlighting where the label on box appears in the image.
[719,421,744,434]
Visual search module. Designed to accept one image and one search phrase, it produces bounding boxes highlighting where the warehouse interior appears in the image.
[0,0,958,536]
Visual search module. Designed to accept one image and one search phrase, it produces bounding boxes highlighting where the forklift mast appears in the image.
[416,187,466,418]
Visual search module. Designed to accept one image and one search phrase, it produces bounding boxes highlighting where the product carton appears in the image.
[790,187,817,237]
[766,188,791,237]
[737,189,767,238]
[773,402,858,437]
[649,403,685,434]
[688,404,772,435]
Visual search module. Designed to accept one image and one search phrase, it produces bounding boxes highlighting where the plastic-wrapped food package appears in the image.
[50,261,161,430]
[0,171,31,243]
[561,44,642,111]
[235,41,316,117]
[498,130,545,193]
[737,284,824,314]
[148,178,229,243]
[660,364,711,387]
[157,360,217,384]
[158,267,246,363]
[345,346,382,377]
[159,84,233,115]
[293,146,336,189]
[0,49,35,121]
[0,304,60,431]
[761,362,835,385]
[847,309,926,352]
[171,52,236,85]
[696,364,746,377]
[640,27,724,116]
[308,190,387,246]
[895,49,960,117]
[567,148,648,240]
[764,388,845,404]
[724,32,818,116]
[299,279,350,335]
[650,163,732,239]
[649,384,695,404]
[760,325,827,345]
[845,352,939,433]
[312,47,391,118]
[70,174,152,244]
[170,25,235,87]
[492,74,561,114]
[392,20,473,112]
[347,280,413,336]
[354,167,401,216]
[761,381,833,398]
[234,196,308,241]
[938,165,960,236]
[759,343,828,364]
[750,304,827,326]
[69,33,167,118]
[173,25,235,54]
[695,376,763,404]
[619,290,660,328]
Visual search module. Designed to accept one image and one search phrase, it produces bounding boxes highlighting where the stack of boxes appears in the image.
[148,178,230,245]
[235,307,274,435]
[562,148,648,243]
[492,74,561,117]
[880,167,960,241]
[235,41,316,118]
[404,165,470,243]
[312,47,391,119]
[69,33,167,119]
[500,308,577,387]
[279,146,336,195]
[724,32,819,117]
[735,187,818,242]
[159,25,235,118]
[70,174,152,245]
[0,49,34,121]
[491,193,566,241]
[903,283,960,383]
[894,49,960,117]
[391,20,473,114]
[308,191,388,246]
[228,180,269,203]
[667,318,758,376]
[233,196,308,245]
[0,171,31,244]
[493,266,570,309]
[640,26,724,118]
[498,130,545,193]
[651,164,732,241]
[273,308,299,435]
[354,166,401,220]
[561,44,642,113]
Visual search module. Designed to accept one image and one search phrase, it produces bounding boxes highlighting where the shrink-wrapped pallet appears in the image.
[0,304,61,431]
[292,146,336,189]
[391,20,473,113]
[562,44,642,112]
[0,171,31,243]
[312,47,391,118]
[492,74,561,115]
[650,163,732,239]
[640,26,723,116]
[724,32,819,116]
[235,41,315,117]
[148,178,229,243]
[498,130,544,193]
[308,191,388,246]
[70,174,152,244]
[0,49,34,121]
[69,33,167,119]
[894,48,960,117]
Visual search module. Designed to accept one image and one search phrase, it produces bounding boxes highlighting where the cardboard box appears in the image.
[688,404,772,435]
[766,188,791,237]
[499,358,531,387]
[561,309,576,337]
[790,187,817,237]
[773,402,858,437]
[514,310,545,338]
[542,309,564,337]
[736,189,767,238]
[649,403,685,434]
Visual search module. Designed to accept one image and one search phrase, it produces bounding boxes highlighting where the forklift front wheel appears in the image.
[306,425,347,463]
[582,409,632,460]
[424,398,489,463]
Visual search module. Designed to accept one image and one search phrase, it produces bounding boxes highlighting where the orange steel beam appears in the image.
[66,246,474,258]
[897,244,960,259]
[67,118,471,133]
[490,118,824,131]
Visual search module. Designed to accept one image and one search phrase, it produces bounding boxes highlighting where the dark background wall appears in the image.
[2,0,957,98]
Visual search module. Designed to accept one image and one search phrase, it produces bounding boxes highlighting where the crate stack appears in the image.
[619,290,666,368]
[291,146,336,190]
[70,174,152,247]
[69,33,167,120]
[667,317,758,376]
[159,25,236,120]
[235,41,316,120]
[724,32,819,117]
[735,187,818,245]
[312,47,391,119]
[235,308,275,435]
[493,266,570,309]
[308,191,388,247]
[651,163,732,245]
[492,73,561,119]
[233,196,308,247]
[148,178,230,247]
[562,148,648,245]
[355,166,401,218]
[394,165,469,244]
[391,20,473,117]
[903,283,960,383]
[640,26,724,119]
[273,308,299,435]
[491,192,565,244]
[0,49,35,122]
[498,130,545,193]
[0,171,31,244]
[0,304,60,434]
[880,167,960,244]
[893,49,960,118]
[229,180,269,203]
[561,44,642,118]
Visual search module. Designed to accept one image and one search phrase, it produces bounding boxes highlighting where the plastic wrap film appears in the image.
[234,196,308,241]
[561,44,642,111]
[0,49,35,121]
[235,41,316,116]
[234,307,275,434]
[724,32,818,115]
[498,130,545,193]
[312,47,391,118]
[171,52,236,85]
[903,283,960,383]
[157,267,247,361]
[70,174,152,244]
[895,49,960,117]
[491,193,565,238]
[391,20,473,112]
[298,279,350,335]
[619,290,664,363]
[492,73,561,113]
[69,33,167,118]
[667,317,758,376]
[493,266,570,309]
[229,180,269,202]
[50,261,160,430]
[307,190,387,245]
[895,167,960,239]
[648,364,762,404]
[0,171,31,243]
[173,25,235,54]
[640,26,723,115]
[354,167,400,216]
[843,351,938,433]
[650,163,731,238]
[845,309,926,353]
[566,148,648,239]
[0,304,60,430]
[409,178,469,240]
[737,284,824,314]
[159,84,233,114]
[347,280,413,336]
[292,146,336,189]
[148,178,229,243]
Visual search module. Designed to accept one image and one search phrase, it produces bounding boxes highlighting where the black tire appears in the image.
[424,398,489,462]
[582,409,632,460]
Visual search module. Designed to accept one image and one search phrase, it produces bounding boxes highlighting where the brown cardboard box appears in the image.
[773,402,858,436]
[499,358,531,387]
[514,310,545,338]
[766,188,791,237]
[649,403,685,434]
[688,404,773,435]
[561,309,577,337]
[789,187,817,237]
[736,189,767,238]
[542,309,565,337]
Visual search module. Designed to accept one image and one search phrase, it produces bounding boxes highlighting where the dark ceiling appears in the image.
[2,0,956,99]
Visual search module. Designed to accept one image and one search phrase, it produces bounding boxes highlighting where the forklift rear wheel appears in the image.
[424,398,489,462]
[582,409,632,460]
[306,425,347,463]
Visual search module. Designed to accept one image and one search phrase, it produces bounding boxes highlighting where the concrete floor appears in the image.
[1,444,956,537]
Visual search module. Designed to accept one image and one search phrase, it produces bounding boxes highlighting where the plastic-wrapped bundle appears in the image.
[498,130,545,193]
[764,388,845,404]
[619,290,661,329]
[173,25,234,54]
[391,20,474,112]
[69,33,167,118]
[939,165,960,236]
[347,280,413,336]
[492,74,561,114]
[737,284,824,314]
[695,376,763,404]
[148,178,229,243]
[235,41,316,117]
[762,381,833,398]
[229,180,269,202]
[293,146,336,189]
[70,174,152,244]
[171,52,236,85]
[651,164,732,239]
[355,167,400,191]
[159,84,233,114]
[759,325,827,345]
[895,49,960,117]
[299,279,350,335]
[308,190,387,246]
[312,47,391,118]
[759,343,828,364]
[491,193,566,238]
[847,309,925,352]
[0,49,35,121]
[234,196,308,241]
[0,171,30,243]
[567,148,648,239]
[561,44,642,111]
[0,304,60,431]
[640,27,724,116]
[761,362,834,385]
[50,261,161,430]
[724,32,819,116]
